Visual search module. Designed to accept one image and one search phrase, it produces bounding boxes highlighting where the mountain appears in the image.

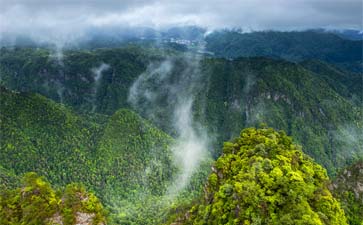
[0,26,206,51]
[0,86,186,224]
[0,47,361,175]
[0,41,362,224]
[195,57,363,173]
[176,127,347,225]
[205,30,363,72]
[327,29,363,41]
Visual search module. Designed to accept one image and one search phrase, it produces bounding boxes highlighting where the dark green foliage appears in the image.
[300,60,363,105]
[183,127,347,225]
[331,160,363,225]
[0,47,151,114]
[0,165,19,189]
[0,172,106,225]
[0,47,361,175]
[195,57,362,174]
[205,30,363,72]
[0,45,361,224]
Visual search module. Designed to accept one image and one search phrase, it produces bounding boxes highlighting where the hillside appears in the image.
[0,47,361,175]
[196,57,363,173]
[300,60,362,104]
[0,86,184,224]
[205,30,363,72]
[176,127,347,225]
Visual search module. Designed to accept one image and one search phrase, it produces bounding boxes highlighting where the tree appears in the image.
[184,127,347,225]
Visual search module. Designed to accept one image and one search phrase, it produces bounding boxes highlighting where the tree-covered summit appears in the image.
[180,127,347,225]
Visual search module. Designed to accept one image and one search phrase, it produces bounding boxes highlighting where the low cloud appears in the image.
[1,0,361,45]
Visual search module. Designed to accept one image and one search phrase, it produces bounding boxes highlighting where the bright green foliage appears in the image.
[0,86,178,223]
[0,172,106,225]
[61,183,106,225]
[184,127,347,225]
[0,172,58,224]
[96,109,175,198]
[0,86,100,186]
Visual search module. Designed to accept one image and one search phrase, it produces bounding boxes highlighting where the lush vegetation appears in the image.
[205,30,362,72]
[300,60,362,104]
[0,86,196,224]
[0,172,106,225]
[1,47,361,176]
[330,160,363,225]
[0,37,362,224]
[180,127,347,225]
[196,57,362,174]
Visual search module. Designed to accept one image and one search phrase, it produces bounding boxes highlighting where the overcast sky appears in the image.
[0,0,362,43]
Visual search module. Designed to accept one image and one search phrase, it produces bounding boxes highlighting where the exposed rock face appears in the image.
[48,213,63,225]
[48,212,105,225]
[330,160,363,224]
[331,161,363,201]
[75,212,95,225]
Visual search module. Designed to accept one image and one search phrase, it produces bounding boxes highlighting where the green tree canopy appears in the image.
[0,172,106,225]
[184,127,347,225]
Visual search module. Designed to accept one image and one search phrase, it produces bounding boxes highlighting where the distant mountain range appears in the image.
[0,27,362,224]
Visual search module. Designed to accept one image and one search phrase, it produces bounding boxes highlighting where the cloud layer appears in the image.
[1,0,362,42]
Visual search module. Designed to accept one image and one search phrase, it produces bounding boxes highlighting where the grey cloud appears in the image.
[0,0,362,44]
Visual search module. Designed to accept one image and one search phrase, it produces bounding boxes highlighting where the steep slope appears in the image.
[196,57,362,173]
[330,160,363,225]
[0,86,179,224]
[300,60,362,104]
[0,47,361,174]
[0,47,152,114]
[95,108,175,199]
[0,86,99,186]
[177,127,347,225]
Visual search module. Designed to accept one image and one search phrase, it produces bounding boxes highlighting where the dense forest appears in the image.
[0,29,362,224]
[177,127,347,225]
[0,46,361,174]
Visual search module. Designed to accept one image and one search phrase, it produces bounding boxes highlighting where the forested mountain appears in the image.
[300,60,363,104]
[175,127,347,225]
[0,86,200,224]
[0,29,362,224]
[205,30,363,72]
[0,47,361,175]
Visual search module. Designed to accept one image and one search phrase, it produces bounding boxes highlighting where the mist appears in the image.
[1,0,362,54]
[333,123,363,163]
[90,63,110,112]
[128,51,211,197]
